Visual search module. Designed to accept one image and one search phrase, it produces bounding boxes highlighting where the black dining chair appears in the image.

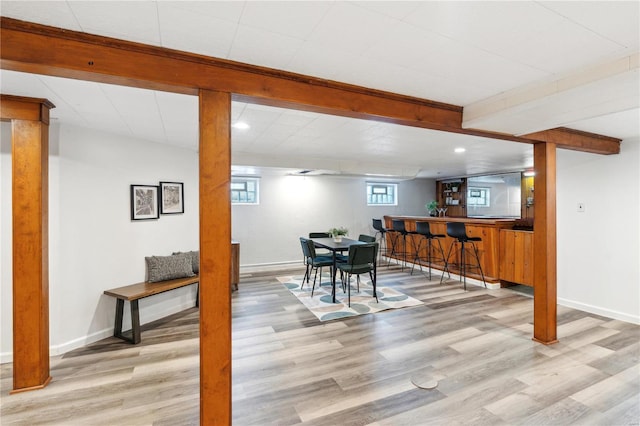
[300,237,333,295]
[309,232,347,262]
[309,232,332,256]
[358,234,376,243]
[337,243,378,307]
[440,222,486,290]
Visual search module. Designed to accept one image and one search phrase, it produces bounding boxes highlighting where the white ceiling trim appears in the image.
[232,150,422,180]
[462,53,640,136]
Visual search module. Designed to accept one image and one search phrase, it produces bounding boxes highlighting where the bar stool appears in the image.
[372,219,391,266]
[410,221,448,280]
[391,219,411,271]
[440,222,486,290]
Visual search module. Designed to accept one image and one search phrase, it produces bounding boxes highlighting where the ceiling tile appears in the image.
[0,1,80,30]
[403,2,544,58]
[403,1,626,75]
[354,1,422,20]
[239,1,331,39]
[286,40,357,80]
[229,25,304,69]
[68,1,161,45]
[158,3,238,58]
[307,2,399,55]
[567,108,640,141]
[540,1,640,50]
[161,1,245,24]
[39,75,127,131]
[99,83,164,140]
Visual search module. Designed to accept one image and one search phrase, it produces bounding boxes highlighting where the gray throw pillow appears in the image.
[173,250,199,274]
[146,253,195,282]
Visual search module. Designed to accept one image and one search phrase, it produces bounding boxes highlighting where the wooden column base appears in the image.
[532,337,559,345]
[10,376,52,394]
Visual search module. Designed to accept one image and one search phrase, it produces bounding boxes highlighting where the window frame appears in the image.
[467,186,490,207]
[366,182,398,206]
[231,176,260,205]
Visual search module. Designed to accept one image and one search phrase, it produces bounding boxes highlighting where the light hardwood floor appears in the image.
[1,266,639,425]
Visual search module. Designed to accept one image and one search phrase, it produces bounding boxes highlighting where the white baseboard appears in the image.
[240,260,301,275]
[0,299,199,364]
[0,352,12,364]
[50,328,113,357]
[558,297,640,325]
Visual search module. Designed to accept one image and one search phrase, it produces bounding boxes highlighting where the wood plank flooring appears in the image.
[1,265,639,425]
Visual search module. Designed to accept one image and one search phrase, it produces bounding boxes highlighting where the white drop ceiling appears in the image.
[1,1,638,179]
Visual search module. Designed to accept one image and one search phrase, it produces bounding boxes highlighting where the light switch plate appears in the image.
[577,203,585,212]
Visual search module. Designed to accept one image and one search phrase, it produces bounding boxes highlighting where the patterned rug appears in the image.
[277,274,424,321]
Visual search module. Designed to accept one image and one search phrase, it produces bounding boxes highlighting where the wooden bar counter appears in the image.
[384,215,517,284]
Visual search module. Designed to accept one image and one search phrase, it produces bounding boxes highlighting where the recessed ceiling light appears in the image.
[454,147,466,153]
[523,170,535,177]
[232,121,250,130]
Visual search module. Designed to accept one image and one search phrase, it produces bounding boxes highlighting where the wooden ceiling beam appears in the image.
[1,18,461,131]
[523,127,621,155]
[0,17,621,154]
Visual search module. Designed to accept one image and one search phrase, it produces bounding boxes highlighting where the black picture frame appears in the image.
[160,181,184,214]
[130,184,159,220]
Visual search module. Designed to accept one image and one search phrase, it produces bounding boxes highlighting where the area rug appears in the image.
[277,275,424,321]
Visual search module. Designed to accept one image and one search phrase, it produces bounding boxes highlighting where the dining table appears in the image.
[309,237,366,303]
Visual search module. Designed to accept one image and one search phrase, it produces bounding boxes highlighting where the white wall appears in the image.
[232,174,435,269]
[557,138,640,324]
[2,122,638,362]
[1,123,199,362]
[1,121,432,361]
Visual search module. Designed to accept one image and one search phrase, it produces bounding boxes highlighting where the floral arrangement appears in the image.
[328,227,348,237]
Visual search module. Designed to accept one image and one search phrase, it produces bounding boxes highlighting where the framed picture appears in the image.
[130,184,159,220]
[160,181,184,214]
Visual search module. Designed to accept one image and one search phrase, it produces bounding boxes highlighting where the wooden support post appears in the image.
[198,90,232,424]
[1,95,55,393]
[533,142,558,344]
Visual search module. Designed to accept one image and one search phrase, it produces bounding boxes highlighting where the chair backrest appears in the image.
[415,221,431,236]
[300,237,311,259]
[446,222,468,240]
[348,243,377,266]
[372,218,384,232]
[358,234,376,243]
[309,232,331,238]
[305,238,319,258]
[392,219,406,232]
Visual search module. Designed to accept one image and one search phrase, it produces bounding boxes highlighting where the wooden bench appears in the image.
[104,276,199,344]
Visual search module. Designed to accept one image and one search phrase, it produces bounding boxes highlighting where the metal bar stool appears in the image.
[372,219,391,266]
[440,222,486,290]
[391,219,411,271]
[410,221,448,280]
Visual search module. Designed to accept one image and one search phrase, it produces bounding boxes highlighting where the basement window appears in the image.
[367,183,398,206]
[467,187,490,207]
[231,177,259,205]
